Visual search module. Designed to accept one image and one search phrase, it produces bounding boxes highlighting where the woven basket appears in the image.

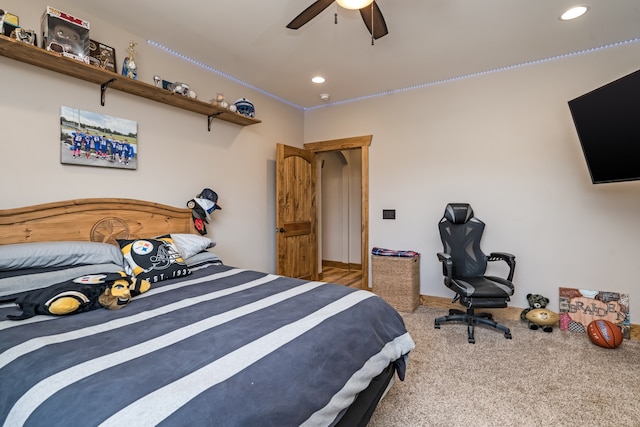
[372,254,420,312]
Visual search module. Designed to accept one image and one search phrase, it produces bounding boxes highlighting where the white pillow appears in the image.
[169,234,215,259]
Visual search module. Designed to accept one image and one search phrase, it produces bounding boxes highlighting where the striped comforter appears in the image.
[0,263,415,426]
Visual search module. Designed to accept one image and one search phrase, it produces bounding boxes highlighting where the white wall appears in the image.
[319,152,345,262]
[0,0,304,273]
[3,1,640,322]
[318,150,362,265]
[347,150,362,264]
[304,43,640,322]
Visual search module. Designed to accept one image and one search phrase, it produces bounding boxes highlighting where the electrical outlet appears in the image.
[382,209,396,220]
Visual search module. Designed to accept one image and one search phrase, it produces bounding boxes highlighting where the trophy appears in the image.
[122,40,138,80]
[211,93,228,109]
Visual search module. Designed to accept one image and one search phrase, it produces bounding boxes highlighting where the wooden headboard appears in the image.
[0,198,195,246]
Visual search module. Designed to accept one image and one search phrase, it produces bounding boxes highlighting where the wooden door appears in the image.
[276,143,318,280]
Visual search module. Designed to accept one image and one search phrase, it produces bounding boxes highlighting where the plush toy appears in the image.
[6,271,150,320]
[520,293,556,333]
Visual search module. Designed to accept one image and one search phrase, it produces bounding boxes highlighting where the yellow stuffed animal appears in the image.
[6,272,150,320]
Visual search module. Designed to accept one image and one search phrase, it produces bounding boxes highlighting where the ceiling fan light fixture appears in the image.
[560,6,588,21]
[336,0,374,10]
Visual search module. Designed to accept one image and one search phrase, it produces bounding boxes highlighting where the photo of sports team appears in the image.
[60,106,138,170]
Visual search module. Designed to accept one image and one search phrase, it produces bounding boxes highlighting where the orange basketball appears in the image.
[587,320,623,349]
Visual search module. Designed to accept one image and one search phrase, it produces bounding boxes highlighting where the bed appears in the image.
[0,198,415,426]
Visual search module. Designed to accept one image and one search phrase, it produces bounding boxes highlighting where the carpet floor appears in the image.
[368,306,640,427]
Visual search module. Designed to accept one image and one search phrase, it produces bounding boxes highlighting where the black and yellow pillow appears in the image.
[117,236,191,283]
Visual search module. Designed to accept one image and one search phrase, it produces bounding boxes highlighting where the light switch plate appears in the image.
[383,209,396,220]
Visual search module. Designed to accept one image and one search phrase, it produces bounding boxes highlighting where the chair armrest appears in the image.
[488,252,516,281]
[437,252,453,278]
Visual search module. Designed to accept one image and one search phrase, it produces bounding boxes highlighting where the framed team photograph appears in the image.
[60,106,138,170]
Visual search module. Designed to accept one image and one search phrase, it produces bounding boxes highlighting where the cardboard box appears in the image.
[89,39,117,73]
[41,6,90,63]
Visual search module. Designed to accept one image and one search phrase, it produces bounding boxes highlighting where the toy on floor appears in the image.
[520,293,558,332]
[587,319,623,349]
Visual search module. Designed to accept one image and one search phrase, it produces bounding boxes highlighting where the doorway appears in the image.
[304,135,371,289]
[317,149,361,288]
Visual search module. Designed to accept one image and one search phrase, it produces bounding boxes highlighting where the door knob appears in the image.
[276,227,286,233]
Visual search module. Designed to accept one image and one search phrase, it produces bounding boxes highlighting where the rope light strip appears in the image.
[149,37,640,112]
[308,37,640,110]
[147,40,299,109]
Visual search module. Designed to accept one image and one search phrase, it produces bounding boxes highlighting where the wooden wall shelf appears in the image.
[0,35,261,129]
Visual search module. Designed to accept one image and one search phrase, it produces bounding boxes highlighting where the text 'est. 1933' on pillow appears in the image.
[117,237,191,283]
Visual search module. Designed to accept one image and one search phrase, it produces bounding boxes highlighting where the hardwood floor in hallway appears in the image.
[321,266,363,289]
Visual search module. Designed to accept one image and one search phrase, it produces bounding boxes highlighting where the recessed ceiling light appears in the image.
[312,76,325,84]
[560,6,588,21]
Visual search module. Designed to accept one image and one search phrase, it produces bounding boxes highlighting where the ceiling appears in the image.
[68,0,640,109]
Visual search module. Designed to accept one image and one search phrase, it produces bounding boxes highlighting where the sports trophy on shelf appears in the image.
[122,40,138,80]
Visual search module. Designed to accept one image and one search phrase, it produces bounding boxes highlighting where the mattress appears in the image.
[0,262,415,426]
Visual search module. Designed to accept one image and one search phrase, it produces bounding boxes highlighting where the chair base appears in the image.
[434,308,512,344]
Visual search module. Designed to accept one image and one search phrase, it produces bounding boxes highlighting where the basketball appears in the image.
[525,308,560,326]
[587,320,623,349]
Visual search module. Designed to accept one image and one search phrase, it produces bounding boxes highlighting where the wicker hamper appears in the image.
[371,254,420,312]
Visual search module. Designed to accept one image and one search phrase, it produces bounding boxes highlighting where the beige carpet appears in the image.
[368,306,640,427]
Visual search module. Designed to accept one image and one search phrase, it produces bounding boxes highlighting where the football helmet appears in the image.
[234,98,255,118]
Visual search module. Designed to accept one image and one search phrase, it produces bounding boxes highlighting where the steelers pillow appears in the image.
[117,236,191,283]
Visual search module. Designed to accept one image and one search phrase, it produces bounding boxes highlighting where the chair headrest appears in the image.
[443,203,474,224]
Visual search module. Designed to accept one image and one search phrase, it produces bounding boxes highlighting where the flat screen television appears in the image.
[568,69,640,184]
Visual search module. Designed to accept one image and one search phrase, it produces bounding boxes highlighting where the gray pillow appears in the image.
[0,241,124,271]
[155,234,216,259]
[183,251,222,268]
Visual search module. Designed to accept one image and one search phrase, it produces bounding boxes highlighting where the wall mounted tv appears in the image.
[568,69,640,184]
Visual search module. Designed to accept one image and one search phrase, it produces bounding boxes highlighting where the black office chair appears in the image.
[435,203,515,343]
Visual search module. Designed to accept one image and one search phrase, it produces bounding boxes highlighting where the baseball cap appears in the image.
[197,188,222,211]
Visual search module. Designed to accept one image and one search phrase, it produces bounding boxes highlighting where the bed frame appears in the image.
[0,198,194,246]
[0,197,395,425]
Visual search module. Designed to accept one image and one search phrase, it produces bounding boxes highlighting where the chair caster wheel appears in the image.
[468,338,475,344]
[505,332,512,339]
[434,321,441,329]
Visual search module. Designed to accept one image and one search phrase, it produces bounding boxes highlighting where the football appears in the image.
[525,308,560,326]
[587,319,623,349]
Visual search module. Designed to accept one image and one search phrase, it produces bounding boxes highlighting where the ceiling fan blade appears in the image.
[286,0,336,30]
[359,1,388,39]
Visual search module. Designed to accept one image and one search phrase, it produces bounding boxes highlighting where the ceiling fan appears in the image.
[286,0,388,42]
